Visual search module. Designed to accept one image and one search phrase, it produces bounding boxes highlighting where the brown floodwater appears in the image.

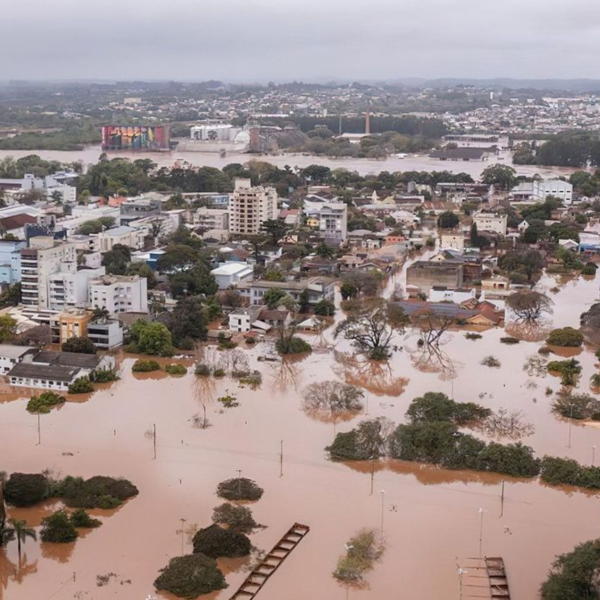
[2,268,600,600]
[0,146,582,179]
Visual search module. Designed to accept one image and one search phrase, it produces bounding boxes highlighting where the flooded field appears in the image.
[2,268,600,600]
[0,146,581,179]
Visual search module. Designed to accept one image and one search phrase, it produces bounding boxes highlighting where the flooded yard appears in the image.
[2,269,600,599]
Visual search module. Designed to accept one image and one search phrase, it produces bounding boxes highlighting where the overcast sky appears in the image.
[1,0,599,82]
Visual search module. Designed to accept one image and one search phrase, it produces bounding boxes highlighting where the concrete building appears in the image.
[87,319,124,349]
[90,225,146,252]
[440,233,465,251]
[406,261,464,294]
[211,262,254,289]
[194,207,229,231]
[0,345,37,375]
[20,238,77,308]
[88,274,148,316]
[7,350,111,391]
[238,277,335,306]
[0,239,26,285]
[228,179,278,235]
[49,266,106,311]
[318,202,348,244]
[511,179,573,204]
[473,212,508,236]
[120,198,162,225]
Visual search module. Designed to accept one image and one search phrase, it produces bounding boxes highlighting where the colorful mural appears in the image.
[101,126,170,151]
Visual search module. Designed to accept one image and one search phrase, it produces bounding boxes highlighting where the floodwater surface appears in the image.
[1,270,600,600]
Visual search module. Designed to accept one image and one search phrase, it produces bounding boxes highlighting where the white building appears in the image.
[49,265,106,311]
[0,345,37,375]
[211,262,254,289]
[228,179,278,235]
[87,319,124,349]
[511,179,573,204]
[429,286,476,304]
[90,225,146,252]
[440,233,465,250]
[318,202,348,243]
[20,238,77,308]
[194,207,229,231]
[473,212,508,236]
[88,275,148,316]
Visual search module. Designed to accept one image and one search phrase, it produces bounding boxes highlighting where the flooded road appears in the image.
[2,270,600,600]
[0,146,581,179]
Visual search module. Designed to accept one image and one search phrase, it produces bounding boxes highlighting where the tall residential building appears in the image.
[88,274,148,316]
[0,239,26,285]
[318,202,348,243]
[228,178,278,235]
[49,265,106,311]
[20,238,77,308]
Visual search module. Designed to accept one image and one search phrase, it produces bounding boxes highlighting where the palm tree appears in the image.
[4,520,36,562]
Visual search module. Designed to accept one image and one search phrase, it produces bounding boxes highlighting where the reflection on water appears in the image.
[40,542,74,564]
[0,552,38,588]
[333,351,408,396]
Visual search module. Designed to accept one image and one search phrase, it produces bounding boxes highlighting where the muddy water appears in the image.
[0,146,581,179]
[1,272,600,600]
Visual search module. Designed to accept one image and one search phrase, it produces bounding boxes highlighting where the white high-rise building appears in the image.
[49,265,106,311]
[318,202,348,243]
[20,238,77,308]
[228,178,278,235]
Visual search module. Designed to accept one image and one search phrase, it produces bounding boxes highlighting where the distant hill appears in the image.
[395,78,600,93]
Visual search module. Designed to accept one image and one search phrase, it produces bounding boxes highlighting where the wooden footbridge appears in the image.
[458,556,511,599]
[229,523,310,599]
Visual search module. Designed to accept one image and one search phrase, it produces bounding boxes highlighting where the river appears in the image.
[1,266,600,599]
[0,146,581,179]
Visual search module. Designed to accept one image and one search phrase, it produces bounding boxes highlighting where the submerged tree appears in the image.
[302,381,365,423]
[540,538,600,599]
[2,519,36,562]
[506,290,553,324]
[335,299,408,360]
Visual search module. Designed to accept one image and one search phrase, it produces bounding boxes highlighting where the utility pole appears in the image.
[279,440,283,477]
[499,480,505,517]
[478,508,487,557]
[237,469,242,496]
[180,518,186,556]
[153,424,157,459]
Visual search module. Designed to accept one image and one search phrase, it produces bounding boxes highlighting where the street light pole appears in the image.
[478,508,486,558]
[457,568,468,600]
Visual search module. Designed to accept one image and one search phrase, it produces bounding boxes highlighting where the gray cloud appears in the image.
[1,0,600,81]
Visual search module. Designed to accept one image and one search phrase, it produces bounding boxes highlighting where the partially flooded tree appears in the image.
[302,381,364,423]
[334,300,408,360]
[580,303,600,344]
[413,309,455,347]
[506,290,554,324]
[334,528,385,585]
[326,417,394,461]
